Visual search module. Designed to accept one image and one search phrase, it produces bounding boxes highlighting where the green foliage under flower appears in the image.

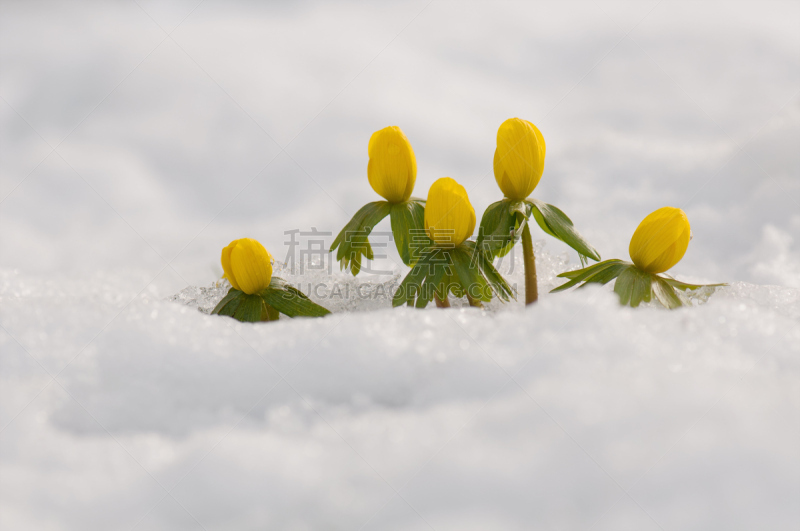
[551,259,725,309]
[392,240,514,308]
[212,277,330,322]
[330,198,426,275]
[477,198,600,264]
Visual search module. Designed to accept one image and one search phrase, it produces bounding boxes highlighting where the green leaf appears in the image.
[557,258,626,279]
[529,204,557,239]
[393,241,514,307]
[549,276,586,293]
[477,200,518,259]
[527,198,601,262]
[581,262,630,287]
[613,266,653,307]
[550,260,627,293]
[661,277,727,292]
[232,293,264,322]
[330,201,391,275]
[416,252,449,309]
[630,270,653,307]
[446,273,465,298]
[390,200,427,266]
[351,252,362,276]
[613,266,636,306]
[460,240,514,302]
[261,303,280,321]
[451,246,490,301]
[260,277,331,318]
[392,251,434,307]
[211,288,244,316]
[652,277,684,309]
[478,252,514,301]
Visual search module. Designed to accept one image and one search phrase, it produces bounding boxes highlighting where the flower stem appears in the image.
[521,223,538,305]
[434,294,451,308]
[467,295,484,308]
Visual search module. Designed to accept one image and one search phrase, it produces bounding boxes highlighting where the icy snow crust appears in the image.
[1,249,798,530]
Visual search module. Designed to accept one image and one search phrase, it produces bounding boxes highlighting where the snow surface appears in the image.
[1,248,798,530]
[2,1,799,529]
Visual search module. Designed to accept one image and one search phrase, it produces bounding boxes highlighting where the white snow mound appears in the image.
[1,249,798,530]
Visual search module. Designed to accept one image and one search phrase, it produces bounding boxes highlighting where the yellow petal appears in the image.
[629,207,691,274]
[227,238,273,294]
[493,118,546,200]
[221,240,242,291]
[424,177,476,247]
[367,126,417,203]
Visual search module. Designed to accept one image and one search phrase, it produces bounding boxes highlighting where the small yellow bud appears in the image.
[424,177,476,247]
[629,207,691,274]
[221,238,273,294]
[367,126,417,203]
[493,118,546,200]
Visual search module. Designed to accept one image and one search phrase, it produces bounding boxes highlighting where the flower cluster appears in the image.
[213,118,722,322]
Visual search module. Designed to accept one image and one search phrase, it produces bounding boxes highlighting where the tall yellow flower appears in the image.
[425,177,476,247]
[493,118,546,200]
[367,126,417,203]
[629,207,691,274]
[221,238,273,294]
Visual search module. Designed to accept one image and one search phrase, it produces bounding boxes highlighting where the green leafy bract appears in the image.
[549,259,628,293]
[233,293,265,322]
[330,201,391,276]
[477,198,599,264]
[212,288,244,317]
[390,199,426,266]
[211,277,331,322]
[661,276,726,292]
[476,199,530,259]
[613,265,652,308]
[651,276,683,309]
[260,277,331,318]
[392,241,514,308]
[527,198,600,262]
[551,259,726,309]
[331,198,426,275]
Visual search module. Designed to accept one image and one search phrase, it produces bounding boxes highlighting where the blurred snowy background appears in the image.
[1,0,798,287]
[1,1,799,529]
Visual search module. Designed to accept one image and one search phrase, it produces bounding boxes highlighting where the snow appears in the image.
[1,247,798,530]
[2,0,799,528]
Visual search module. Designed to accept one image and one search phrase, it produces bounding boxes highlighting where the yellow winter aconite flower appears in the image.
[221,238,273,295]
[425,177,476,247]
[493,118,546,200]
[367,126,417,203]
[629,207,691,274]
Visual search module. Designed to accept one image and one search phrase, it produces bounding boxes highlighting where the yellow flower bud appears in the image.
[367,126,417,203]
[629,207,691,274]
[221,238,273,294]
[493,118,546,200]
[424,177,476,247]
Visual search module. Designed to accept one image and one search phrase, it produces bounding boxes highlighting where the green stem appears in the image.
[434,294,451,308]
[522,223,538,305]
[467,295,484,308]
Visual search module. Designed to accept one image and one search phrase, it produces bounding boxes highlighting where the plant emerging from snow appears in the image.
[212,238,330,322]
[211,126,724,317]
[477,118,600,306]
[392,177,513,309]
[552,207,724,308]
[330,126,426,275]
